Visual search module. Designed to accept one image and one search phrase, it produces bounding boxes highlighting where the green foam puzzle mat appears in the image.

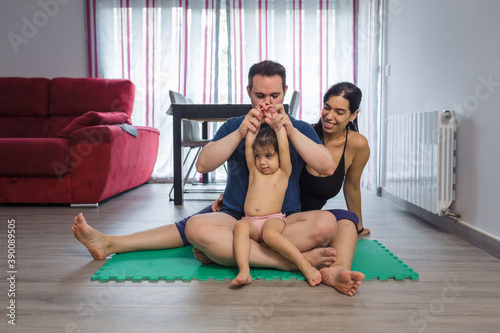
[351,240,419,281]
[91,239,419,282]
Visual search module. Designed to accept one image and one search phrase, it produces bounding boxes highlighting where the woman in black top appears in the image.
[299,82,370,295]
[299,82,370,235]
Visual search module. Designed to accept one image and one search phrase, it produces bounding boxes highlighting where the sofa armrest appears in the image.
[68,125,159,204]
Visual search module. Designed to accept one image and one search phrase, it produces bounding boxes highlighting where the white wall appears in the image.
[384,0,500,239]
[0,0,86,77]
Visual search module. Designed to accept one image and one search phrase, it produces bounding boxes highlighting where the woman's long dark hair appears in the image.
[313,82,362,142]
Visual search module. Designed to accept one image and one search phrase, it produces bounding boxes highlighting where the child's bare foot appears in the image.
[302,266,322,287]
[302,247,336,269]
[231,272,253,287]
[320,265,365,296]
[72,213,110,260]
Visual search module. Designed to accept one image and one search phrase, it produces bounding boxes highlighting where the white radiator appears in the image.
[385,110,456,215]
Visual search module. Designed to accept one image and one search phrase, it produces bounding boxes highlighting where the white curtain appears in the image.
[354,0,383,193]
[86,0,356,180]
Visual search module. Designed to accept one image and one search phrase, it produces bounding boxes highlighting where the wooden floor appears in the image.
[1,183,500,333]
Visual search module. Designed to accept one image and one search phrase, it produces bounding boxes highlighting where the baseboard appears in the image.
[379,187,500,260]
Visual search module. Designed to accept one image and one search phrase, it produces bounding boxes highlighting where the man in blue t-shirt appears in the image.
[186,60,338,272]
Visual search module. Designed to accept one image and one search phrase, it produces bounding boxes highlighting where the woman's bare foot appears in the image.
[358,226,371,236]
[231,271,253,286]
[72,213,110,260]
[302,266,322,287]
[320,265,365,296]
[302,247,336,269]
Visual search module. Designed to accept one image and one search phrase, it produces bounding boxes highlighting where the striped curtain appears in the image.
[86,0,356,180]
[353,0,383,193]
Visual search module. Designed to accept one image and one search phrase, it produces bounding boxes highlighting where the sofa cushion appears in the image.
[49,78,135,117]
[0,117,47,138]
[41,116,80,138]
[57,111,131,138]
[0,138,69,177]
[0,77,50,117]
[0,78,51,138]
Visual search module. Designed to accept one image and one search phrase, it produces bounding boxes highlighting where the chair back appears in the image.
[169,90,203,143]
[289,90,300,118]
[169,90,187,104]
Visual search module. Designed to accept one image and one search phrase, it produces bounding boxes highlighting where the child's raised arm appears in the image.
[274,120,292,177]
[245,110,260,172]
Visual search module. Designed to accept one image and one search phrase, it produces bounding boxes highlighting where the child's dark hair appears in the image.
[252,124,278,153]
[313,82,362,142]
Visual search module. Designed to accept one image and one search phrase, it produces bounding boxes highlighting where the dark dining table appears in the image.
[169,104,252,205]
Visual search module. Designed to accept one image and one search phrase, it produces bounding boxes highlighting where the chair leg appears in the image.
[183,147,201,188]
[183,147,193,166]
[169,147,196,201]
[168,183,175,200]
[169,146,219,201]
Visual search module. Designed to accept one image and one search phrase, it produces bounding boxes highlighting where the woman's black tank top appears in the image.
[299,129,348,211]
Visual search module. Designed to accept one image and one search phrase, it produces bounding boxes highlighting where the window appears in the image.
[87,0,357,180]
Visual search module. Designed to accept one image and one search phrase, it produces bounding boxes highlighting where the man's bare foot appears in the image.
[320,265,365,296]
[302,247,336,269]
[302,266,322,287]
[192,247,213,265]
[231,272,253,286]
[72,213,110,260]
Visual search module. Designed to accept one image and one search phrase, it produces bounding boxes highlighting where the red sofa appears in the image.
[0,77,160,206]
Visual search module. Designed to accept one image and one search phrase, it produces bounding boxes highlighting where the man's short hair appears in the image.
[248,60,286,92]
